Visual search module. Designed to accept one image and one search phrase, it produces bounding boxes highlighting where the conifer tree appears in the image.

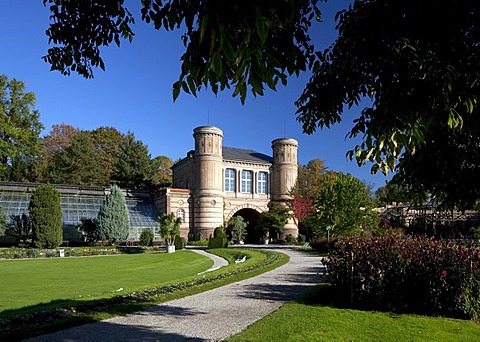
[96,185,130,242]
[29,184,63,248]
[0,205,7,237]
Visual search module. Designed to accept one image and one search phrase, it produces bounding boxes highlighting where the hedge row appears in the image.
[326,235,480,319]
[0,246,164,259]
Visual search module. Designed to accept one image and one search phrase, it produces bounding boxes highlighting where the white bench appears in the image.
[235,255,246,264]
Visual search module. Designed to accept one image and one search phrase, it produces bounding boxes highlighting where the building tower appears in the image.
[192,126,225,238]
[271,138,299,238]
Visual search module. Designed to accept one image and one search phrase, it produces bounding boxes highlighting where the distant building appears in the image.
[0,126,299,245]
[154,126,298,242]
[0,182,160,244]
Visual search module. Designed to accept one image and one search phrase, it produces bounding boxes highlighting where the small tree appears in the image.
[228,216,248,243]
[315,172,380,237]
[257,202,291,241]
[96,185,130,242]
[29,184,63,248]
[11,213,33,246]
[77,217,97,242]
[158,212,181,246]
[139,229,154,246]
[0,205,7,237]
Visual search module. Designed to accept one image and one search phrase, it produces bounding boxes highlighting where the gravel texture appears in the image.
[28,247,325,342]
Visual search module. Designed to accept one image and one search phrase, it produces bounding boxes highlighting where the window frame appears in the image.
[258,171,267,194]
[241,170,252,193]
[224,168,235,192]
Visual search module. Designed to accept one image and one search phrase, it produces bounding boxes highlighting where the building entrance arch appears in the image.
[226,204,264,244]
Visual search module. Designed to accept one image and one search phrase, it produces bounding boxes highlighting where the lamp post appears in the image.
[326,226,331,244]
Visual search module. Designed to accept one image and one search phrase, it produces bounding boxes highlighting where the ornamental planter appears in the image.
[166,245,176,253]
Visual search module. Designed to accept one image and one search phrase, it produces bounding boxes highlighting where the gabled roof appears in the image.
[223,146,273,164]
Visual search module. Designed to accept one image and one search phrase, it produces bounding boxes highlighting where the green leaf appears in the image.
[199,15,209,44]
[172,81,181,101]
[255,9,266,43]
[211,53,223,77]
[222,39,235,62]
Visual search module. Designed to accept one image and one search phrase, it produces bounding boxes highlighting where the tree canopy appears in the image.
[41,1,480,208]
[314,172,379,237]
[0,75,43,182]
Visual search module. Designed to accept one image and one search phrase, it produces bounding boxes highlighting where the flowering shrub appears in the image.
[325,234,480,319]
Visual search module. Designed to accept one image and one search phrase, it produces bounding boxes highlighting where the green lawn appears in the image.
[0,251,212,315]
[228,284,480,342]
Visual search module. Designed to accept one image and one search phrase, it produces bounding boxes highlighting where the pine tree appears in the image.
[96,185,130,242]
[29,184,63,248]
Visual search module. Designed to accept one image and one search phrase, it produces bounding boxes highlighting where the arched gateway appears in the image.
[155,126,298,242]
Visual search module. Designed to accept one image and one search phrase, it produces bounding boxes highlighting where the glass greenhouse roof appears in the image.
[0,192,160,229]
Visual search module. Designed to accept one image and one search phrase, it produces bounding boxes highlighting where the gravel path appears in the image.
[28,247,325,342]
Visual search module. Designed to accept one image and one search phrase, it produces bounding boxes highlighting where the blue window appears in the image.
[241,170,252,193]
[225,169,235,192]
[258,172,267,194]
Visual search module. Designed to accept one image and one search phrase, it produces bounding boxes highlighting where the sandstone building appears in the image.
[0,126,299,245]
[155,126,299,242]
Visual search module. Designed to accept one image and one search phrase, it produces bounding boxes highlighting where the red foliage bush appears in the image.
[325,234,480,319]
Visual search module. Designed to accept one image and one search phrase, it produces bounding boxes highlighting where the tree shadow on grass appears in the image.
[1,298,209,341]
[27,318,207,342]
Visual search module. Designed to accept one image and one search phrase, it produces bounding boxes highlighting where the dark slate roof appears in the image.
[223,146,273,164]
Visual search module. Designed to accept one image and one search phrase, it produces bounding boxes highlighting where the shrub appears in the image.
[174,235,185,250]
[29,184,63,249]
[209,226,227,248]
[139,229,154,246]
[26,248,40,258]
[188,239,209,247]
[297,233,306,244]
[325,234,480,320]
[11,213,33,246]
[309,236,335,253]
[77,217,97,242]
[285,234,295,244]
[208,236,227,249]
[0,205,6,237]
[214,226,226,238]
[97,185,130,242]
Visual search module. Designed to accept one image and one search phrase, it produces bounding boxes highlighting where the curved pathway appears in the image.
[28,247,325,342]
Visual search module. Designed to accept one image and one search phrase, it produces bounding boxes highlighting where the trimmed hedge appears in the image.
[174,236,186,250]
[0,246,163,259]
[208,236,227,249]
[326,235,480,320]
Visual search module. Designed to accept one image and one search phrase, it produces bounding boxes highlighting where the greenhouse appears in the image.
[0,182,161,244]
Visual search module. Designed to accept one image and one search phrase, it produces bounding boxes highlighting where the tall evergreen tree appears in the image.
[113,132,154,189]
[29,184,63,248]
[0,75,43,182]
[56,131,104,185]
[96,185,130,242]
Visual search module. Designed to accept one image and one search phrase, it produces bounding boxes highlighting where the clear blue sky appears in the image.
[0,1,390,189]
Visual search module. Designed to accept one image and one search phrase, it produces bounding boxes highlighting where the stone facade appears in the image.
[154,126,298,242]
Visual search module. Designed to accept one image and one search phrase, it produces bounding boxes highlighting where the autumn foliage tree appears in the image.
[288,195,315,230]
